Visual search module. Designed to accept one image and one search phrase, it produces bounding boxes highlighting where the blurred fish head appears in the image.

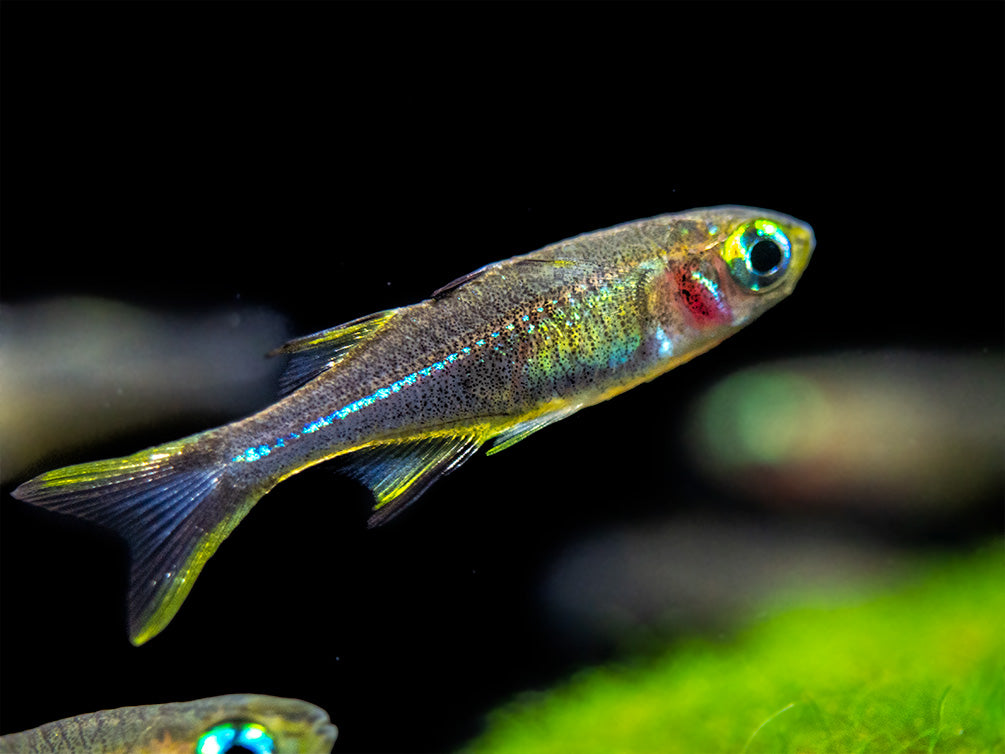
[178,695,337,754]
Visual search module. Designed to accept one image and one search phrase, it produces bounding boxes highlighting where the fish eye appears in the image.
[721,219,792,292]
[196,722,276,754]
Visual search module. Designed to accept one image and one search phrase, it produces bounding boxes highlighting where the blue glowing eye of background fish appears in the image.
[196,722,275,754]
[724,219,792,292]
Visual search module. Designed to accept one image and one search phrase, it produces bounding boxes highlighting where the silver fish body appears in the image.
[12,206,815,644]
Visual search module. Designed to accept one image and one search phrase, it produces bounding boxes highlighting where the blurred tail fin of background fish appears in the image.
[11,433,265,646]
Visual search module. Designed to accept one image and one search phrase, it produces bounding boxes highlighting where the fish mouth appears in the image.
[314,722,339,752]
[784,218,816,285]
[310,713,339,752]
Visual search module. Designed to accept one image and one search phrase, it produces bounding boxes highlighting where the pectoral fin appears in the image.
[486,403,584,456]
[342,433,485,528]
[271,309,398,394]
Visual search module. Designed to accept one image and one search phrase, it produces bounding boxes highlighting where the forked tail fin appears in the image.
[11,434,264,645]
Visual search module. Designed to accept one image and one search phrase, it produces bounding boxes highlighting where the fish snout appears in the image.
[310,710,339,753]
[786,219,816,283]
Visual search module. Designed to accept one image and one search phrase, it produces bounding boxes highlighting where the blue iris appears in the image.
[196,722,275,754]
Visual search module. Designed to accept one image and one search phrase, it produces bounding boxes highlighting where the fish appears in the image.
[11,206,815,645]
[0,694,337,754]
[686,351,1005,511]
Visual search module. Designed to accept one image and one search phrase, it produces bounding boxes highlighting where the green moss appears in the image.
[463,543,1005,754]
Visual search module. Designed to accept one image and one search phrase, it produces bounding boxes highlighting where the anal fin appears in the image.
[343,433,485,528]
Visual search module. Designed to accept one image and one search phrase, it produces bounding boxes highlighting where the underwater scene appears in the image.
[2,3,1002,753]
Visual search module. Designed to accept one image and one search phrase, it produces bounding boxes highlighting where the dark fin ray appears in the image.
[339,433,483,528]
[269,309,398,395]
[11,436,265,645]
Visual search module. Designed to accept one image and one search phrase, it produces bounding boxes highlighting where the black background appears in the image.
[1,3,1002,753]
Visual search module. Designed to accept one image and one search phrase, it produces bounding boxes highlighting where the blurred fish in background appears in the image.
[0,297,289,483]
[542,516,905,648]
[686,351,1004,516]
[498,351,1004,754]
[539,350,1003,648]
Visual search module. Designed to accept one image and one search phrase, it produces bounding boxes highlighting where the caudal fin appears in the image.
[11,435,263,645]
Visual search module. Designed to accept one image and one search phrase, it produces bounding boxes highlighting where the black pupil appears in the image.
[750,239,782,274]
[226,747,257,754]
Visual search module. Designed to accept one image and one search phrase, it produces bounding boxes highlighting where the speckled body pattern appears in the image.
[223,207,809,473]
[12,206,814,644]
[0,694,337,754]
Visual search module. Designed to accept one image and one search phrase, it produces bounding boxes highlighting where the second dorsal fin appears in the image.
[270,309,398,394]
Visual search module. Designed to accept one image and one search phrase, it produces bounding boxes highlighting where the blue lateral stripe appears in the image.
[232,340,479,463]
[232,294,586,464]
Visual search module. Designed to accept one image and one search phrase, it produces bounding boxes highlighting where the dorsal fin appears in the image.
[431,258,584,300]
[430,261,500,300]
[269,309,398,394]
[340,432,484,528]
